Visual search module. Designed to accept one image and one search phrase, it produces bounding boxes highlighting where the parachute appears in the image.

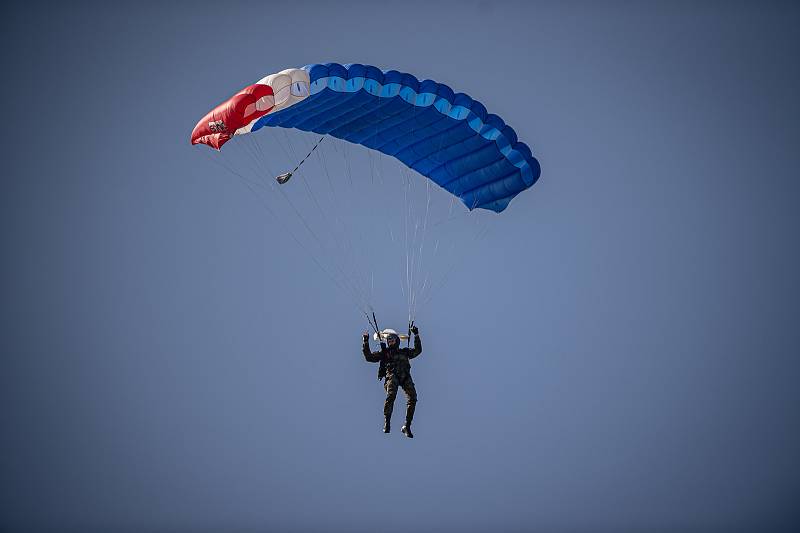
[191,63,540,212]
[191,63,541,325]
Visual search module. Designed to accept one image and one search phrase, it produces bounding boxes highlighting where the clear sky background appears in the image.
[2,1,799,532]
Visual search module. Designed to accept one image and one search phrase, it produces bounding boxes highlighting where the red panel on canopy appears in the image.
[191,84,275,150]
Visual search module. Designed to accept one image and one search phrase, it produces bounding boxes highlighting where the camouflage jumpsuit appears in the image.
[362,334,422,425]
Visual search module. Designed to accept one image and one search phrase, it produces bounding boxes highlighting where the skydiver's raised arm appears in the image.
[362,333,384,363]
[408,327,422,359]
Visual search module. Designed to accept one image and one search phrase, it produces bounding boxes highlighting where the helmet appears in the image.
[374,329,405,346]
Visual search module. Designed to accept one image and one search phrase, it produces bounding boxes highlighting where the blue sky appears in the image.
[2,2,799,531]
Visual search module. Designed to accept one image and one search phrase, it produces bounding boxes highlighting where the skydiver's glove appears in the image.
[410,325,419,335]
[362,332,369,343]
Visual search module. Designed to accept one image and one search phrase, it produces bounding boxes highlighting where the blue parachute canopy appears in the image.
[191,63,541,212]
[248,63,540,212]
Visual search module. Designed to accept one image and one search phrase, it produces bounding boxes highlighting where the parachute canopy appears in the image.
[191,63,541,212]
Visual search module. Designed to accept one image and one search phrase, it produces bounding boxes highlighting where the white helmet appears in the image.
[374,328,408,343]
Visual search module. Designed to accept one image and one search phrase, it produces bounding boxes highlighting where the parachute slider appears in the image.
[275,171,292,184]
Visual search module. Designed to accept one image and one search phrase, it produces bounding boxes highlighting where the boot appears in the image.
[402,402,416,438]
[383,417,391,433]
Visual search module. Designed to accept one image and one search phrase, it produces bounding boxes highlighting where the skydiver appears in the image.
[362,325,422,437]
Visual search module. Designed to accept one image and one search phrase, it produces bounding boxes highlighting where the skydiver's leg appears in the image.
[400,375,417,438]
[383,375,398,433]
